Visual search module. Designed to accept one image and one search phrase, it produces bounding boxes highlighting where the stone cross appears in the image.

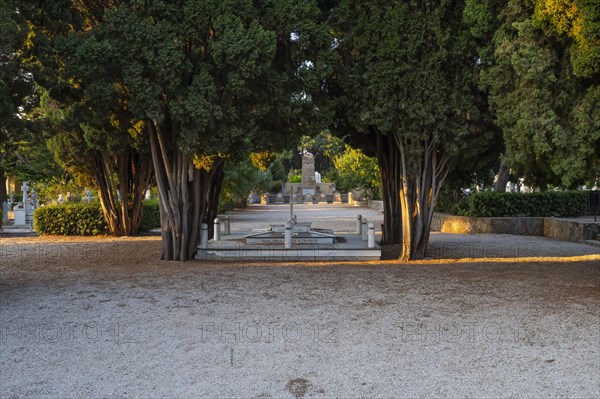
[21,181,28,202]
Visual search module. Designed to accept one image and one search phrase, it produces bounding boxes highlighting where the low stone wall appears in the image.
[432,213,599,243]
[431,214,544,236]
[367,200,384,211]
[544,217,600,242]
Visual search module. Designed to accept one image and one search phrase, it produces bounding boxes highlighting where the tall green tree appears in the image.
[472,0,599,189]
[23,0,154,235]
[70,0,331,260]
[331,0,488,260]
[0,0,38,203]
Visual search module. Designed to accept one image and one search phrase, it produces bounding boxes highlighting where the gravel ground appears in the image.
[0,205,599,398]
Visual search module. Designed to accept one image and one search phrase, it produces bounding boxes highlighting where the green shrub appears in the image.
[34,202,162,235]
[139,203,160,231]
[34,203,108,235]
[453,191,588,217]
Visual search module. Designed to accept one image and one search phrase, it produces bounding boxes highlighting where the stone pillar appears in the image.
[213,218,220,241]
[356,214,362,234]
[285,220,292,249]
[368,223,375,248]
[200,223,208,249]
[362,218,368,241]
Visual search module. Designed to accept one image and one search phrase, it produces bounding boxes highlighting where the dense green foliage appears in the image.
[468,0,600,189]
[219,159,275,212]
[34,203,108,235]
[333,146,381,198]
[139,203,161,232]
[448,191,588,217]
[34,202,161,235]
[0,0,62,203]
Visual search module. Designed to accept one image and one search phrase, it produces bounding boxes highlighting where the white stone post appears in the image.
[362,218,368,241]
[223,216,230,235]
[285,220,292,249]
[356,214,362,234]
[200,223,208,249]
[213,218,221,241]
[367,223,375,248]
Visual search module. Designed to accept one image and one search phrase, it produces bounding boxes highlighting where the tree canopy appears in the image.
[469,0,599,189]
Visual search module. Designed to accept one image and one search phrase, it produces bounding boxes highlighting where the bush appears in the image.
[34,203,108,235]
[139,203,160,231]
[34,202,162,235]
[452,191,588,217]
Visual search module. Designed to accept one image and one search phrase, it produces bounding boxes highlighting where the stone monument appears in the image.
[301,151,316,196]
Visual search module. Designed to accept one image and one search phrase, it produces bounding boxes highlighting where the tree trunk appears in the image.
[93,144,152,236]
[0,168,7,205]
[376,129,402,245]
[493,151,510,192]
[393,132,449,261]
[148,120,225,261]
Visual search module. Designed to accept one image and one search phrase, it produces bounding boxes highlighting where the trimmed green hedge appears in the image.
[34,202,161,235]
[34,203,108,235]
[453,191,588,217]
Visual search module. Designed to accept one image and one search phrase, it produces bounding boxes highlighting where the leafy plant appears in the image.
[450,191,589,217]
[333,145,381,199]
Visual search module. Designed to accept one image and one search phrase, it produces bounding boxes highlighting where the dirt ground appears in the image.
[1,206,599,398]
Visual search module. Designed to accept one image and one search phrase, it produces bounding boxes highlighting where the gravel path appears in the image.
[1,205,598,398]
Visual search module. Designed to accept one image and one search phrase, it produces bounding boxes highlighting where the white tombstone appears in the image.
[315,171,322,183]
